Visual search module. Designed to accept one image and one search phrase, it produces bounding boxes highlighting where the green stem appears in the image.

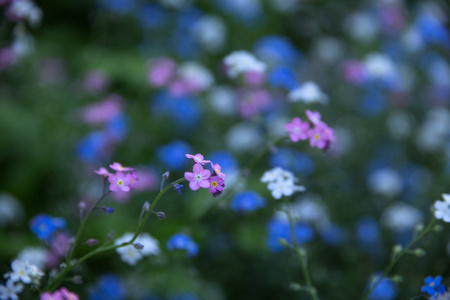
[46,177,186,292]
[284,208,319,300]
[361,218,437,300]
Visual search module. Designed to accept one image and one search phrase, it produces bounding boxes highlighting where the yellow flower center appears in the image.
[211,181,218,187]
[314,134,320,140]
[118,180,123,186]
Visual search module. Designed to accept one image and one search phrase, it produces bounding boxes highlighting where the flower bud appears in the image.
[156,211,166,220]
[162,171,170,180]
[433,224,444,233]
[86,239,99,246]
[415,223,424,232]
[290,283,302,291]
[134,243,144,250]
[142,201,150,212]
[412,248,426,257]
[391,275,403,284]
[106,207,114,214]
[278,238,288,247]
[392,244,403,254]
[173,184,183,195]
[78,201,86,210]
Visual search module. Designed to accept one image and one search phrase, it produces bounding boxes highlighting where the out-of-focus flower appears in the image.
[185,153,210,165]
[346,12,379,43]
[381,202,423,232]
[109,162,133,172]
[174,61,214,94]
[421,276,445,297]
[363,53,397,83]
[367,275,398,300]
[367,168,403,198]
[223,50,266,78]
[192,15,226,53]
[114,233,160,266]
[156,140,192,171]
[83,70,109,95]
[254,35,300,67]
[166,233,198,256]
[287,82,328,104]
[88,274,126,300]
[356,217,380,249]
[210,163,226,179]
[7,0,42,27]
[17,247,48,270]
[262,167,305,200]
[80,95,123,124]
[231,191,265,212]
[0,279,23,300]
[434,194,450,223]
[30,214,66,241]
[226,123,263,153]
[0,193,24,227]
[147,57,176,88]
[285,117,310,142]
[206,86,237,116]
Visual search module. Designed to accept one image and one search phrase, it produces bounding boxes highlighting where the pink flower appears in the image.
[94,167,112,177]
[40,291,63,300]
[208,176,225,197]
[147,57,176,87]
[108,172,132,192]
[285,117,310,142]
[109,162,133,172]
[308,126,329,149]
[318,122,336,142]
[184,163,211,190]
[210,163,226,178]
[305,110,322,125]
[59,287,79,300]
[80,95,123,124]
[185,153,210,165]
[126,171,139,190]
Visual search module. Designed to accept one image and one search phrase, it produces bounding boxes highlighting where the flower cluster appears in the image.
[261,167,305,200]
[285,109,335,150]
[114,232,160,266]
[223,50,266,78]
[166,233,199,257]
[184,153,226,197]
[0,259,44,300]
[434,194,450,223]
[40,287,79,300]
[95,162,139,193]
[422,276,446,299]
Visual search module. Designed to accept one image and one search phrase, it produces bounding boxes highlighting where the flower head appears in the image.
[184,163,211,191]
[267,177,305,200]
[108,172,132,192]
[287,82,328,104]
[434,194,450,222]
[422,276,446,297]
[285,117,310,142]
[305,110,322,125]
[231,191,266,212]
[208,176,225,198]
[308,126,329,149]
[223,50,266,78]
[210,162,226,178]
[114,233,160,266]
[126,171,139,190]
[185,153,210,165]
[166,233,198,256]
[0,279,23,300]
[109,162,133,172]
[30,214,66,241]
[94,167,112,177]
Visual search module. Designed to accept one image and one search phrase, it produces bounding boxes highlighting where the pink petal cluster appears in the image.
[95,163,138,193]
[184,153,227,196]
[147,57,177,87]
[79,94,123,124]
[285,110,336,150]
[40,287,79,300]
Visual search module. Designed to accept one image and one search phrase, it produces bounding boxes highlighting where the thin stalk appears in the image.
[45,177,186,292]
[284,208,319,300]
[361,218,437,300]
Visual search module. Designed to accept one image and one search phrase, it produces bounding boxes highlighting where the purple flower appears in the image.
[208,176,225,198]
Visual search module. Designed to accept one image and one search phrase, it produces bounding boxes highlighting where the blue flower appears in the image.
[268,66,299,90]
[207,151,239,173]
[360,88,385,116]
[106,114,129,141]
[368,275,399,300]
[231,191,266,212]
[76,131,110,163]
[356,217,380,249]
[88,274,126,300]
[167,233,199,256]
[422,276,445,297]
[156,140,192,171]
[173,184,183,195]
[136,3,168,29]
[254,35,301,66]
[320,223,345,247]
[266,217,314,252]
[30,214,66,241]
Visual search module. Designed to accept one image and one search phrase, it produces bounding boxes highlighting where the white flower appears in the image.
[363,53,396,80]
[207,86,236,116]
[435,194,450,223]
[17,247,48,270]
[261,167,296,183]
[0,193,24,227]
[346,12,378,43]
[287,82,328,104]
[226,123,263,152]
[290,196,329,226]
[223,50,266,78]
[9,260,33,284]
[115,233,160,266]
[367,168,402,198]
[177,61,214,91]
[381,202,423,232]
[0,279,23,300]
[267,177,305,200]
[192,16,226,53]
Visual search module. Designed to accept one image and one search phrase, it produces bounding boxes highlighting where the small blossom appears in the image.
[287,82,328,104]
[9,260,32,284]
[210,162,226,178]
[305,110,322,125]
[434,194,450,223]
[59,288,79,300]
[308,126,329,149]
[0,279,23,300]
[108,172,132,192]
[109,162,133,172]
[422,276,445,297]
[94,167,112,177]
[231,191,266,212]
[267,177,305,200]
[166,233,199,256]
[185,153,210,165]
[126,171,139,190]
[208,176,225,198]
[184,163,211,191]
[223,50,266,78]
[261,167,296,183]
[285,117,310,142]
[30,214,66,241]
[114,233,160,266]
